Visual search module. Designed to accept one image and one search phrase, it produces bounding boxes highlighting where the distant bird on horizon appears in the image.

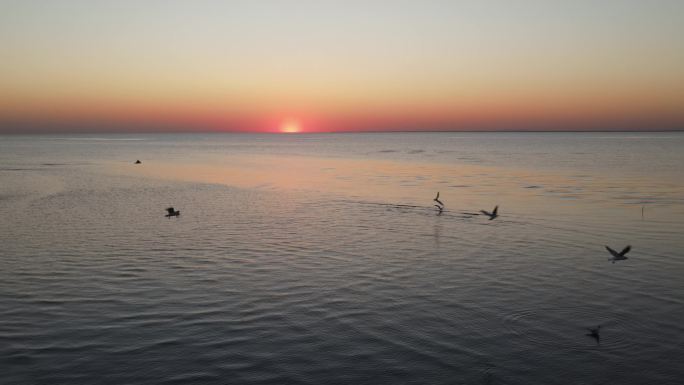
[434,204,444,215]
[433,192,444,207]
[135,160,141,164]
[480,205,499,220]
[586,325,601,344]
[165,207,180,218]
[606,245,631,263]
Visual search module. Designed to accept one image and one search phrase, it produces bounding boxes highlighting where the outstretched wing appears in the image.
[435,192,440,200]
[605,246,620,258]
[619,245,631,256]
[492,206,498,215]
[480,210,491,216]
[166,207,175,214]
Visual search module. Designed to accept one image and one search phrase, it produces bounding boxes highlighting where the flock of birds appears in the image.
[143,146,632,347]
[434,192,499,220]
[431,190,632,344]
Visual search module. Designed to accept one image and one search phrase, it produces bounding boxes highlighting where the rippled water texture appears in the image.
[1,133,684,384]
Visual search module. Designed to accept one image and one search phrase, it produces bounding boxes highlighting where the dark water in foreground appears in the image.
[1,133,684,384]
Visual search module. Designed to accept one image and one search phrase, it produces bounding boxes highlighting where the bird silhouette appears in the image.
[480,205,498,220]
[165,207,180,218]
[135,160,141,164]
[434,204,444,215]
[586,325,601,344]
[606,245,631,263]
[433,192,444,207]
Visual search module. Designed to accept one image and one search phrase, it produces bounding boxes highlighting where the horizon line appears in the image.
[2,128,684,136]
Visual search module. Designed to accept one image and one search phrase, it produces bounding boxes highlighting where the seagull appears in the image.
[135,160,142,164]
[434,204,443,215]
[165,207,180,218]
[480,205,498,220]
[585,325,601,344]
[433,192,444,207]
[606,245,631,263]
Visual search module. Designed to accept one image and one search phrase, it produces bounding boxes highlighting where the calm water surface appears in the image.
[1,133,684,384]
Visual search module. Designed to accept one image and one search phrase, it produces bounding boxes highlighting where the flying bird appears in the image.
[135,160,142,164]
[585,325,601,344]
[606,245,631,263]
[480,205,499,220]
[165,207,180,218]
[433,192,444,206]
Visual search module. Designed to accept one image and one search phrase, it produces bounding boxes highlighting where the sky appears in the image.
[1,0,683,133]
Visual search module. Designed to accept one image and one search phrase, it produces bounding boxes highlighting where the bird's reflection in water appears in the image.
[433,221,442,247]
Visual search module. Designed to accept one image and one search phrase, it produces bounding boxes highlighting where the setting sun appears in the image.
[280,120,301,133]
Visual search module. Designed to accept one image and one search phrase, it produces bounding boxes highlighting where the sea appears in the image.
[1,132,683,384]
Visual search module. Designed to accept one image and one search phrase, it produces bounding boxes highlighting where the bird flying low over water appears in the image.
[434,192,444,207]
[135,160,141,164]
[165,207,180,218]
[606,245,631,263]
[434,204,444,215]
[586,325,601,344]
[480,205,498,220]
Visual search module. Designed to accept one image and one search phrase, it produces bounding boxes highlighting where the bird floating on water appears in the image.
[135,160,141,164]
[480,205,499,220]
[586,325,601,344]
[606,245,631,263]
[434,204,444,215]
[165,207,180,218]
[433,192,444,207]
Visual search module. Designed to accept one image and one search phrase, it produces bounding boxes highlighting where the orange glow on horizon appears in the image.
[280,120,302,133]
[1,91,683,133]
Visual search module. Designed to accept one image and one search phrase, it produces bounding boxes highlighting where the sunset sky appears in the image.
[1,0,683,133]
